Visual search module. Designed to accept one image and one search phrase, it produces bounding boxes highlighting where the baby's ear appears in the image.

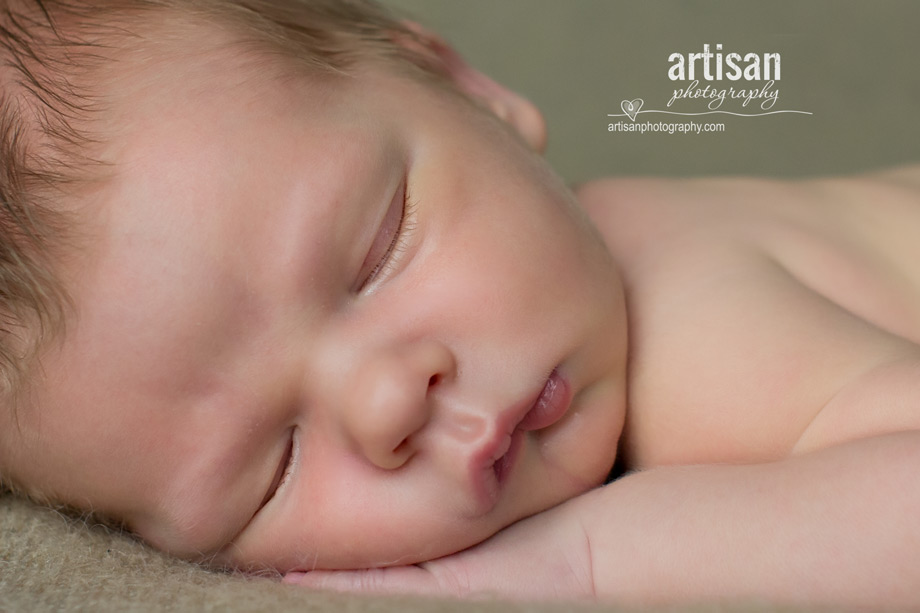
[397,21,547,153]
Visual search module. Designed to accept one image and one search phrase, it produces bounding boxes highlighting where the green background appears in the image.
[383,0,919,183]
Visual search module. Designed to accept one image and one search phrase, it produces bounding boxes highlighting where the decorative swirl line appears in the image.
[608,109,813,118]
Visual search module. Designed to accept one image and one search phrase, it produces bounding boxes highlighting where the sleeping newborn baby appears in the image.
[1,0,918,607]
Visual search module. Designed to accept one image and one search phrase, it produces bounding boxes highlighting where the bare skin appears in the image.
[3,14,918,605]
[288,167,920,606]
[585,168,920,467]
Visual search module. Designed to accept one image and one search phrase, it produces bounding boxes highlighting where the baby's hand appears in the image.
[283,498,594,601]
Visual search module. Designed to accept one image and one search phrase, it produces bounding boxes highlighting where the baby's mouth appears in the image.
[473,369,572,511]
[491,370,569,479]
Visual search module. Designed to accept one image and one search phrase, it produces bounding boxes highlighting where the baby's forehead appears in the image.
[103,51,414,183]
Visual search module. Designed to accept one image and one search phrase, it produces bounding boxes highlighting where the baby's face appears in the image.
[12,52,628,571]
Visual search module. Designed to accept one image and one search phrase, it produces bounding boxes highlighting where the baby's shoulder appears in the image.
[576,171,920,468]
[575,174,799,263]
[860,162,920,190]
[577,171,920,343]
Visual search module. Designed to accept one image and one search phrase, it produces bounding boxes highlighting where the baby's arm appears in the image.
[582,430,920,606]
[287,432,920,607]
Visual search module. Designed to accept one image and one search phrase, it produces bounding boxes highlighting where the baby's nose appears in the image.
[341,339,456,470]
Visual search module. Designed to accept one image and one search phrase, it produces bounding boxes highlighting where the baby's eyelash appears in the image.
[275,429,298,496]
[276,440,296,492]
[259,428,297,513]
[365,189,418,286]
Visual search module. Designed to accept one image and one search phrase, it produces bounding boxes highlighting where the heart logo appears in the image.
[620,98,643,121]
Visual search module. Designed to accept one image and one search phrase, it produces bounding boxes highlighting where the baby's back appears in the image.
[577,166,920,470]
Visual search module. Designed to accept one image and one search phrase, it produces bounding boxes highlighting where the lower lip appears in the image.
[519,369,571,432]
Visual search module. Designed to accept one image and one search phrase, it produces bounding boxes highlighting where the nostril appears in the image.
[428,374,440,387]
[392,438,410,455]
